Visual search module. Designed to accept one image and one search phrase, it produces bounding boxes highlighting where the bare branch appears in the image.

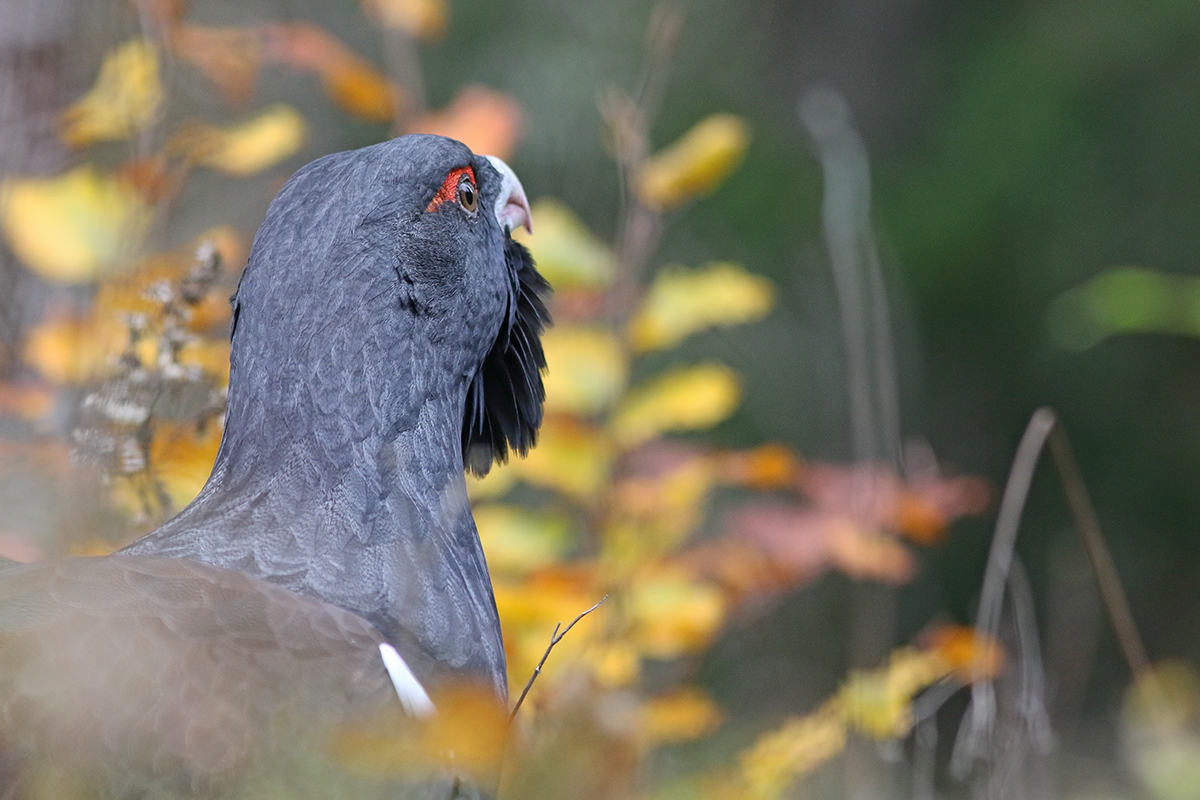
[953,406,1152,777]
[1047,424,1150,679]
[509,596,608,723]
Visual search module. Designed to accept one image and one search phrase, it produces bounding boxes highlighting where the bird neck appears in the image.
[126,380,508,695]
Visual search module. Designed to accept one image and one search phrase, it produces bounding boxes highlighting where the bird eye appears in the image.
[457,177,478,214]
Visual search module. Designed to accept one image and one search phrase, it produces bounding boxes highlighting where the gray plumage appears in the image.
[0,135,550,797]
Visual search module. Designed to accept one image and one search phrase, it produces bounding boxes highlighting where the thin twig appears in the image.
[973,408,1058,671]
[952,408,1057,776]
[605,0,684,319]
[1047,424,1150,678]
[954,406,1153,776]
[509,596,608,723]
[634,2,684,124]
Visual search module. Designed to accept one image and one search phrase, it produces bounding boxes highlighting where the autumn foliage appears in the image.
[0,3,1017,798]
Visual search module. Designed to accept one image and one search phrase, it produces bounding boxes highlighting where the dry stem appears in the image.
[509,596,608,723]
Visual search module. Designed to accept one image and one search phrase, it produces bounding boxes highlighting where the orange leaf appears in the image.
[0,382,57,424]
[493,566,605,695]
[681,538,788,607]
[169,25,263,107]
[24,314,124,384]
[718,443,803,490]
[901,473,991,544]
[363,0,448,39]
[409,85,523,160]
[419,682,509,783]
[799,461,990,545]
[920,625,1005,683]
[331,687,507,785]
[117,156,183,205]
[112,420,223,517]
[324,61,397,123]
[826,521,915,584]
[722,503,914,587]
[263,22,400,123]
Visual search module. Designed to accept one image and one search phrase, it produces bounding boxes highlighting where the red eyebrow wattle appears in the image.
[425,166,476,212]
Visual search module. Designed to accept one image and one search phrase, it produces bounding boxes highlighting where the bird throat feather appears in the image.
[461,235,550,475]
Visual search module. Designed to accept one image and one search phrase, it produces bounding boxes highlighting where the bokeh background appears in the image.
[2,0,1200,797]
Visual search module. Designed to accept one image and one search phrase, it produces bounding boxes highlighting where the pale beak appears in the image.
[485,154,533,235]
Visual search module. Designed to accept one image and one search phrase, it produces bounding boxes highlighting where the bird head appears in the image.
[225,135,549,479]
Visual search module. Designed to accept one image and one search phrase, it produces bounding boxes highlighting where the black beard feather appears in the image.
[462,236,551,475]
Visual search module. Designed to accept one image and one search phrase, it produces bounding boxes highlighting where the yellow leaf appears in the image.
[466,461,517,501]
[176,339,232,387]
[543,327,629,416]
[1126,661,1200,735]
[110,421,223,520]
[630,262,774,353]
[1123,660,1200,800]
[739,700,846,800]
[474,504,573,576]
[612,364,740,447]
[149,420,224,510]
[628,566,725,658]
[512,418,612,502]
[512,199,614,289]
[1,166,151,283]
[640,688,723,746]
[493,568,604,696]
[604,455,719,571]
[364,0,448,39]
[328,707,424,779]
[583,640,641,688]
[189,104,306,177]
[330,681,507,785]
[637,114,750,211]
[839,648,944,740]
[60,39,162,147]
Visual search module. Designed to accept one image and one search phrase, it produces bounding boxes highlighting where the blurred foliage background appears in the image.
[2,0,1200,797]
